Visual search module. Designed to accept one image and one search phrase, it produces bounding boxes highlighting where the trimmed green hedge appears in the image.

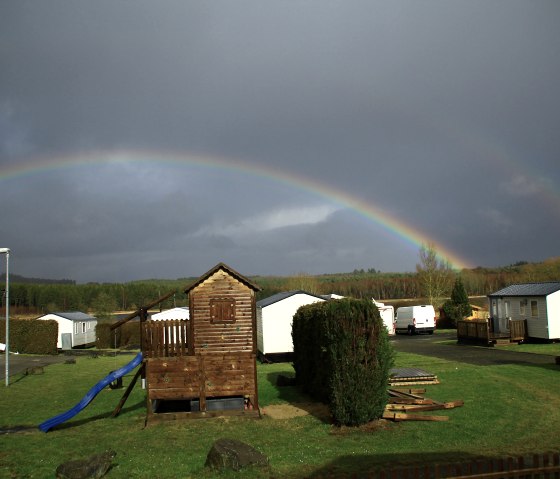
[292,298,394,426]
[96,321,140,349]
[0,319,58,355]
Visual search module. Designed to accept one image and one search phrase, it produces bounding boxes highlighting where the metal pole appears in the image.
[0,248,9,386]
[5,250,9,387]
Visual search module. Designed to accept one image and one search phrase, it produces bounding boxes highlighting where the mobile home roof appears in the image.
[488,282,560,297]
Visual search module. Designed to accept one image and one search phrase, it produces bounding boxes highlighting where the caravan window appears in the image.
[531,301,538,317]
[520,299,527,316]
[82,322,86,333]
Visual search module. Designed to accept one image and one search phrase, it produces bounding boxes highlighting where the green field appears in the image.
[1,349,559,478]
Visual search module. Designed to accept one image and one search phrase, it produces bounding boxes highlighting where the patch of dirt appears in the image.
[0,425,38,435]
[330,419,394,435]
[261,402,330,420]
[261,403,394,434]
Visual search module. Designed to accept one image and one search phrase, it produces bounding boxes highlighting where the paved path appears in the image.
[390,332,555,367]
[0,353,67,381]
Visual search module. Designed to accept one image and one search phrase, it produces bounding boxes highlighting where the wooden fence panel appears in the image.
[143,320,189,358]
[370,452,560,479]
[509,319,527,341]
[457,320,489,342]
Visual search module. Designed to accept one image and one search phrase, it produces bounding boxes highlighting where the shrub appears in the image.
[293,298,394,426]
[96,321,121,349]
[96,321,139,349]
[0,319,58,355]
[442,278,472,327]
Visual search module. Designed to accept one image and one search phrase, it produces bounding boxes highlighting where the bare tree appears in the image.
[416,243,453,308]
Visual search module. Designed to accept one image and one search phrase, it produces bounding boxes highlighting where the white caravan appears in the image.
[395,305,436,334]
[373,299,395,335]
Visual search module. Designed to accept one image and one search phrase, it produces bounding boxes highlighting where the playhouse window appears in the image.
[210,298,236,323]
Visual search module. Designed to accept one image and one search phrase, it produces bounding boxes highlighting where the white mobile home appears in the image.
[38,311,97,349]
[257,290,326,356]
[488,282,560,340]
[373,299,395,335]
[150,307,190,345]
[151,307,190,321]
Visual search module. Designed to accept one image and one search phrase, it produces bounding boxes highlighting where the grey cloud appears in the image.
[1,1,559,282]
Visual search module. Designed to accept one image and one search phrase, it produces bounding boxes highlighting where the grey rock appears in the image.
[55,450,116,479]
[25,366,44,375]
[205,438,268,471]
[276,374,296,387]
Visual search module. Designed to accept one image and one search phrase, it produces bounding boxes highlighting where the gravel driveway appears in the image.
[0,353,68,382]
[390,332,555,367]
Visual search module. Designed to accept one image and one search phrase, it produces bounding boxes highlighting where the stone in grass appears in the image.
[55,450,116,479]
[25,366,44,375]
[276,374,296,387]
[205,438,268,472]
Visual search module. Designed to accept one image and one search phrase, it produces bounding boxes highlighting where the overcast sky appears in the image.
[1,1,559,283]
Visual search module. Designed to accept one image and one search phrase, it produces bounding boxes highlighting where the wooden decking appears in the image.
[371,451,560,478]
[457,319,527,345]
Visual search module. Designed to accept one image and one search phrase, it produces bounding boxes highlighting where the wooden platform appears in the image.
[457,319,527,345]
[389,367,439,386]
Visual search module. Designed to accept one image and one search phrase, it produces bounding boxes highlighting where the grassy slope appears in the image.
[0,349,559,478]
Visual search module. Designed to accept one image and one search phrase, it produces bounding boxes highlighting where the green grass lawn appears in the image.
[1,352,559,478]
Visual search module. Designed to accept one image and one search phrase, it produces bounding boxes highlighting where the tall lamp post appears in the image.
[0,248,10,386]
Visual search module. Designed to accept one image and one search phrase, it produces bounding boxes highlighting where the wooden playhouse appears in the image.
[141,263,262,422]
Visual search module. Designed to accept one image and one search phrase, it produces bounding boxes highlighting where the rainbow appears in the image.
[0,149,473,270]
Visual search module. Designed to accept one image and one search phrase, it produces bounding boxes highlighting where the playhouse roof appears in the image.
[183,262,261,294]
[488,282,560,297]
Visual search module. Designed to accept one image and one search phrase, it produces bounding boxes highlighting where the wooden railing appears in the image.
[142,320,189,358]
[369,452,560,478]
[457,320,490,343]
[457,319,527,344]
[509,319,527,342]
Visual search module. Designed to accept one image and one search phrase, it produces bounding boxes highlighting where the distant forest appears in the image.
[1,257,559,317]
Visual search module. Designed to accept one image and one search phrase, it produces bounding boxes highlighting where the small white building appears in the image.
[150,307,190,321]
[37,311,97,349]
[257,290,326,356]
[373,299,395,335]
[321,293,345,300]
[488,282,560,340]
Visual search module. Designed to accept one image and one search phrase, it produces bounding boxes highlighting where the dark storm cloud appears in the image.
[1,1,559,282]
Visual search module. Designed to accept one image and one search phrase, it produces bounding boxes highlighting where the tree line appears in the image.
[2,254,559,318]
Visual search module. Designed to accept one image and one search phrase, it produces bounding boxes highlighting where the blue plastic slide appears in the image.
[38,352,143,432]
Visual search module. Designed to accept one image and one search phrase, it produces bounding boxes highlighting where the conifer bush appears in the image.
[292,298,394,426]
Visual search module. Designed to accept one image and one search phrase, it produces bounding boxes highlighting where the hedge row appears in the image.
[0,319,58,355]
[292,298,394,426]
[96,321,141,349]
